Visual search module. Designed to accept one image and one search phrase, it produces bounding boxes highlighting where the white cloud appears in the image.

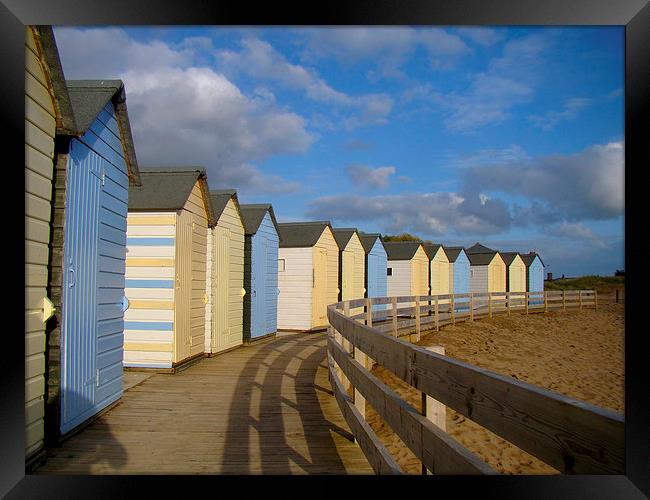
[456,27,502,46]
[54,27,313,196]
[345,165,396,189]
[528,97,592,130]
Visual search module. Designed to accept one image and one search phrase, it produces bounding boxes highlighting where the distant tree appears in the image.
[615,269,625,277]
[383,233,422,242]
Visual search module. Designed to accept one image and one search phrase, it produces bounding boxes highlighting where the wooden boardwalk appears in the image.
[36,333,373,474]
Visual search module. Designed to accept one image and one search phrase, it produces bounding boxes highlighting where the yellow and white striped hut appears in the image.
[205,190,245,355]
[124,168,214,372]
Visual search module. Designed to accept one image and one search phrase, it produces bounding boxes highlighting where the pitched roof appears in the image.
[358,233,385,254]
[239,204,280,236]
[31,26,77,135]
[466,242,496,254]
[129,168,210,219]
[467,252,498,266]
[331,228,359,250]
[209,189,238,220]
[442,246,466,263]
[521,252,545,268]
[277,221,331,248]
[500,252,522,266]
[384,241,423,260]
[422,243,443,260]
[66,79,141,186]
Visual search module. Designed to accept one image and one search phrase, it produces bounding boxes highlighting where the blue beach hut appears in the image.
[240,204,281,343]
[359,233,388,307]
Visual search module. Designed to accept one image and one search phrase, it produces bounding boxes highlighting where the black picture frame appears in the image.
[3,0,647,497]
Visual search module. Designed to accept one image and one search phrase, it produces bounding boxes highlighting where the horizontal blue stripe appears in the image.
[125,279,174,289]
[127,237,175,246]
[124,321,174,331]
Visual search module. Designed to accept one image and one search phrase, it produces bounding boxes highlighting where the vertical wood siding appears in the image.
[25,27,56,458]
[340,233,365,316]
[507,255,527,293]
[204,227,212,351]
[488,255,507,293]
[209,198,244,353]
[429,248,451,295]
[277,247,313,330]
[245,211,279,340]
[181,181,208,359]
[410,247,430,298]
[59,103,129,434]
[528,257,545,292]
[450,251,471,295]
[366,239,387,303]
[314,226,339,329]
[124,212,176,368]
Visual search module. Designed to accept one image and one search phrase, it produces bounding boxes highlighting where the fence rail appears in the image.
[326,289,624,475]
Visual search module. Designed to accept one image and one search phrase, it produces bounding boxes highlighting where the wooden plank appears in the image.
[328,305,625,474]
[391,297,397,336]
[329,338,493,475]
[327,352,403,475]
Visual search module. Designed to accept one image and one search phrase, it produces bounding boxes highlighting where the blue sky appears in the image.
[52,26,624,277]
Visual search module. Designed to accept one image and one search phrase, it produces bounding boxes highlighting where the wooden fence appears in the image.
[326,290,624,475]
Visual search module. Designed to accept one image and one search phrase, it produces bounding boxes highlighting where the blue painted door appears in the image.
[265,234,278,335]
[60,140,103,434]
[251,234,265,339]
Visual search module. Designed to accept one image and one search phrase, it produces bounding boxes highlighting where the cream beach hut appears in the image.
[206,190,245,355]
[25,26,78,467]
[277,221,339,331]
[500,252,527,293]
[423,243,451,296]
[124,168,213,371]
[466,243,507,293]
[332,228,366,302]
[384,241,429,300]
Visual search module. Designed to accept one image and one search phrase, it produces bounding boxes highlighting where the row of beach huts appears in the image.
[24,27,544,469]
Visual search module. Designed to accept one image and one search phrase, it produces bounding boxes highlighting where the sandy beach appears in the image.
[364,302,625,474]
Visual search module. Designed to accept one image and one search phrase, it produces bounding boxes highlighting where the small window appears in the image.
[470,270,474,278]
[278,259,285,272]
[387,267,393,276]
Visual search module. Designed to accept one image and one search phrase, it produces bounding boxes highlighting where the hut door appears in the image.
[213,226,230,349]
[175,212,193,362]
[342,250,354,300]
[312,247,327,326]
[251,236,266,339]
[60,142,102,433]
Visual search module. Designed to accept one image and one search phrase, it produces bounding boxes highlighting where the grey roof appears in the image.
[359,233,385,254]
[210,189,238,220]
[466,242,496,254]
[239,204,280,237]
[384,241,423,261]
[467,252,498,266]
[277,221,332,248]
[521,252,545,268]
[32,26,77,135]
[500,252,522,266]
[66,79,141,186]
[332,228,359,250]
[422,243,443,260]
[129,168,212,222]
[442,246,466,263]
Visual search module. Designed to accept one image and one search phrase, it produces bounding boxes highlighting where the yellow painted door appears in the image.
[342,250,354,300]
[174,212,192,362]
[213,226,230,350]
[312,247,327,327]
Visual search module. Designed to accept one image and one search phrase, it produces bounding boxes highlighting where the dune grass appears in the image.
[544,275,624,293]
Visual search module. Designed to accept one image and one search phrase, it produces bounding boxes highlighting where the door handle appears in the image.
[68,268,75,288]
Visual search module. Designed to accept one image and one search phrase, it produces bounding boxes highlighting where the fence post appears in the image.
[434,297,439,331]
[525,292,529,315]
[391,296,398,337]
[488,293,492,318]
[594,290,597,310]
[415,296,421,342]
[341,301,352,393]
[563,290,566,311]
[421,344,446,475]
[616,289,619,304]
[365,298,375,369]
[450,295,455,325]
[544,291,548,313]
[579,290,583,310]
[506,292,510,316]
[469,293,474,321]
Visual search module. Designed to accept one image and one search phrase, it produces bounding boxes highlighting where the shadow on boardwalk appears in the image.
[34,333,371,474]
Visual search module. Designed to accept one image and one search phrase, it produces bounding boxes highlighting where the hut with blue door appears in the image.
[521,252,545,293]
[442,246,471,295]
[240,204,280,344]
[359,233,388,304]
[45,79,141,439]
